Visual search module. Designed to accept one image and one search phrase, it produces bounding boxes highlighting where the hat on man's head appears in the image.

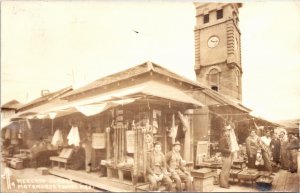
[173,141,181,146]
[154,141,162,147]
[287,131,294,135]
[223,125,232,131]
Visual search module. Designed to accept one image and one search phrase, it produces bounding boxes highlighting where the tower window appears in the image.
[211,86,218,92]
[207,68,220,92]
[216,9,223,19]
[204,14,209,24]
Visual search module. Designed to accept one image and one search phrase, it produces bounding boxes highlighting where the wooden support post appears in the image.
[113,125,117,168]
[133,125,138,185]
[106,127,111,159]
[107,167,112,179]
[116,126,118,164]
[118,169,124,181]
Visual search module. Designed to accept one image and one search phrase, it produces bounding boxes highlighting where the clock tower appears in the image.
[194,3,243,101]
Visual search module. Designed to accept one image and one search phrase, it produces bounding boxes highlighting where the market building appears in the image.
[1,2,296,192]
[2,61,280,191]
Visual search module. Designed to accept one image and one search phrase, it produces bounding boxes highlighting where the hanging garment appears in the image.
[51,129,64,146]
[168,114,178,144]
[255,151,264,166]
[10,127,19,145]
[18,128,23,139]
[67,126,81,146]
[178,111,189,132]
[11,127,18,139]
[5,128,11,139]
[227,125,239,153]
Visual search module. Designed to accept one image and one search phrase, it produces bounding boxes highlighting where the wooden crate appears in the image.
[191,168,215,178]
[10,159,23,170]
[37,167,49,175]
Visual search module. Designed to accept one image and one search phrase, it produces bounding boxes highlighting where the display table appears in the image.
[237,169,259,186]
[196,162,222,169]
[116,165,134,184]
[191,168,215,192]
[233,159,246,169]
[50,148,73,169]
[106,164,136,184]
[230,169,242,182]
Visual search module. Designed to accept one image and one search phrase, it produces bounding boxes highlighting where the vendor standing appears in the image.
[259,130,273,172]
[270,133,281,167]
[82,124,93,173]
[245,130,259,169]
[286,132,299,173]
[218,125,239,189]
[279,131,289,170]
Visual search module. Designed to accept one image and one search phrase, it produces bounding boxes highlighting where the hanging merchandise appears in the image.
[255,150,264,166]
[168,114,178,144]
[67,126,80,146]
[5,128,11,139]
[10,125,19,145]
[152,110,161,134]
[92,133,106,149]
[178,111,192,161]
[253,119,264,137]
[225,124,239,153]
[178,111,189,132]
[145,133,153,151]
[18,127,23,139]
[51,129,64,146]
[144,119,152,133]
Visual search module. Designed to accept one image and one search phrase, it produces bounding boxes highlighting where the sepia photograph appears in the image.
[1,0,300,192]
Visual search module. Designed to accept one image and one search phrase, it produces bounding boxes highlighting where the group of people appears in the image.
[245,129,299,173]
[146,141,192,191]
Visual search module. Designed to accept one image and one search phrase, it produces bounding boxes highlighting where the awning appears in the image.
[1,119,12,129]
[14,81,203,119]
[139,81,204,107]
[63,81,203,108]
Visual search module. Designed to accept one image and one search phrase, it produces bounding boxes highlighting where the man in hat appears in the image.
[245,129,259,169]
[279,131,289,170]
[166,141,192,191]
[286,132,299,173]
[218,126,233,188]
[146,141,172,191]
[270,132,281,167]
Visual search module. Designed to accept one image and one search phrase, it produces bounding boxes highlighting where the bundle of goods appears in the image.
[116,156,134,169]
[104,159,115,167]
[9,158,23,170]
[256,176,273,190]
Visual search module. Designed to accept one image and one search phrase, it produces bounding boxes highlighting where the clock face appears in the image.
[207,36,220,48]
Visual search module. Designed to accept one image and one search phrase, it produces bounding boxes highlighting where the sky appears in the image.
[1,0,300,121]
